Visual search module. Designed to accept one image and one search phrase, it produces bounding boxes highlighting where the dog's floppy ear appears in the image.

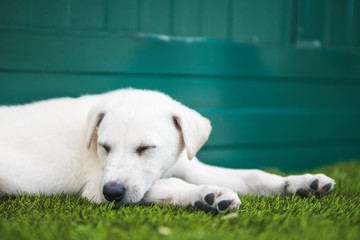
[86,104,105,150]
[173,106,212,160]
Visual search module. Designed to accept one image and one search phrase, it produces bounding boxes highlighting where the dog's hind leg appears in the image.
[143,177,241,212]
[0,148,31,195]
[163,153,335,197]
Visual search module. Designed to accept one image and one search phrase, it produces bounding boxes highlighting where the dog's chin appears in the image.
[102,196,143,206]
[108,196,144,208]
[120,194,144,205]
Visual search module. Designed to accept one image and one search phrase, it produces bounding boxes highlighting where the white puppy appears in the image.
[0,89,334,212]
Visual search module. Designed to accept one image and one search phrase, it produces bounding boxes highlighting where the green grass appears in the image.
[1,161,360,240]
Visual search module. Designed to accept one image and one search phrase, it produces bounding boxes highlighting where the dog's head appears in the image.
[85,89,211,204]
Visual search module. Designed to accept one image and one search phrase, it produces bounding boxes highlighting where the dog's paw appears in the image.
[284,173,335,197]
[193,186,241,213]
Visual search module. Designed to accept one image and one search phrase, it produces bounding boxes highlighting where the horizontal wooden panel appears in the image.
[1,73,360,109]
[0,29,359,79]
[198,141,360,171]
[203,109,360,146]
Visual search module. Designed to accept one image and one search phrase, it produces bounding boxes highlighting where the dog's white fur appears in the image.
[0,89,334,212]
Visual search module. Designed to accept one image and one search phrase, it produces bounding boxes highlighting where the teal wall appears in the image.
[0,0,360,171]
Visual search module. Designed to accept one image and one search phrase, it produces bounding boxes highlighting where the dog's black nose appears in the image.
[103,183,126,202]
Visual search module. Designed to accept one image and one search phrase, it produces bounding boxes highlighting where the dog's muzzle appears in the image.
[103,182,126,202]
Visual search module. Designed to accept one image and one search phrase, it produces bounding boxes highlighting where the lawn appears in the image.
[1,161,359,240]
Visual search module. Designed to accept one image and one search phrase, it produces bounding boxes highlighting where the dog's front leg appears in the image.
[164,155,335,197]
[142,177,241,213]
[80,172,103,203]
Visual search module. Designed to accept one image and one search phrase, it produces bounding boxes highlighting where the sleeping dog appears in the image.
[0,89,335,212]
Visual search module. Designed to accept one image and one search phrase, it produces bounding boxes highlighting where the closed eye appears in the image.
[99,143,111,154]
[136,145,156,156]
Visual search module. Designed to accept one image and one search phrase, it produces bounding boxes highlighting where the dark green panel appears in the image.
[198,142,360,171]
[32,0,70,30]
[139,0,170,34]
[70,0,105,31]
[232,0,292,44]
[329,0,348,47]
[1,29,360,79]
[107,0,138,32]
[1,0,358,49]
[354,0,360,47]
[202,0,229,39]
[173,0,201,36]
[232,0,257,43]
[1,0,358,50]
[0,0,31,27]
[297,0,328,45]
